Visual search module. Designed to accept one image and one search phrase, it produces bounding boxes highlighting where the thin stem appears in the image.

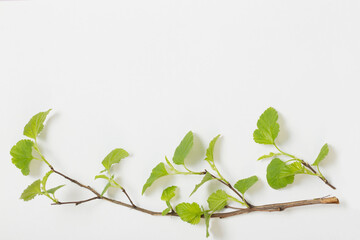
[54,197,99,206]
[205,170,252,208]
[273,143,336,190]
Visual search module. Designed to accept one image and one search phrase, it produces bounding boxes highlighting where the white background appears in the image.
[0,0,359,239]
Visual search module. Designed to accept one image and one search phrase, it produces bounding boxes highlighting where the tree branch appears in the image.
[50,166,339,219]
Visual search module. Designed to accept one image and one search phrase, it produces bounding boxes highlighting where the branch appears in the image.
[50,166,339,219]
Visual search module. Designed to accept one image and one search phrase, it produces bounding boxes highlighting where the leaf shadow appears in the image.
[276,112,290,145]
[208,218,223,238]
[185,133,206,170]
[37,111,60,142]
[321,143,336,167]
[28,159,43,177]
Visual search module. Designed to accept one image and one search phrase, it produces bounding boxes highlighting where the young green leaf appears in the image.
[258,152,281,161]
[41,170,53,192]
[312,144,329,166]
[205,134,220,164]
[10,139,35,176]
[20,180,41,201]
[101,182,111,196]
[175,202,203,225]
[162,207,171,216]
[279,162,307,178]
[234,176,258,195]
[95,174,110,180]
[190,172,214,196]
[161,186,177,202]
[172,131,193,165]
[47,185,65,194]
[23,109,51,139]
[266,158,294,189]
[207,190,229,212]
[142,163,169,194]
[253,107,280,144]
[204,210,211,238]
[102,148,129,171]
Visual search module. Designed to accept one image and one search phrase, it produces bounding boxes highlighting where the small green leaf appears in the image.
[312,144,329,166]
[234,176,258,195]
[207,190,229,212]
[102,148,129,171]
[142,163,169,194]
[23,109,51,139]
[279,162,306,178]
[101,182,111,196]
[41,170,53,191]
[173,131,193,165]
[95,174,110,180]
[258,152,281,161]
[253,107,280,144]
[190,172,214,196]
[47,185,65,194]
[161,186,177,202]
[20,180,41,201]
[162,207,171,216]
[175,202,203,225]
[10,139,35,176]
[204,211,211,238]
[205,134,220,164]
[266,158,294,189]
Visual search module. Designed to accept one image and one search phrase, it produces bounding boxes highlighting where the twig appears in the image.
[205,170,253,207]
[300,161,336,190]
[50,166,339,218]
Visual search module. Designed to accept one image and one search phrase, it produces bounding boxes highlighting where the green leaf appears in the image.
[162,207,171,216]
[266,158,294,189]
[102,148,129,171]
[204,211,211,238]
[175,202,203,225]
[234,176,258,195]
[23,109,51,139]
[47,185,65,194]
[173,131,193,165]
[41,170,53,191]
[142,163,169,194]
[161,186,177,202]
[312,144,329,166]
[258,152,281,161]
[20,180,41,201]
[279,162,307,178]
[101,182,111,196]
[205,134,220,164]
[207,190,229,212]
[95,174,110,180]
[10,139,35,176]
[253,107,280,144]
[190,172,214,196]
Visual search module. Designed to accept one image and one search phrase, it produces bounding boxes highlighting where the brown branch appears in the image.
[49,165,339,219]
[53,195,339,219]
[300,161,336,190]
[212,196,339,218]
[53,197,99,206]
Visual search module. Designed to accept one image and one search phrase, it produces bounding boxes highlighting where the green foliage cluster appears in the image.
[142,131,258,237]
[254,107,332,189]
[11,107,335,238]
